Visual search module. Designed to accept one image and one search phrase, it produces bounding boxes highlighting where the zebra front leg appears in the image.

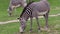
[35,16,41,32]
[44,13,49,29]
[29,17,33,32]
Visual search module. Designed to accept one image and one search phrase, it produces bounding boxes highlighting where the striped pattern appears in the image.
[25,7,32,15]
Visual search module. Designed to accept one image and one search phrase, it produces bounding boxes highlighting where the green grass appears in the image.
[0,0,60,34]
[0,16,60,34]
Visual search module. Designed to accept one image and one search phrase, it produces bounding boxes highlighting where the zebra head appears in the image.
[7,6,13,16]
[18,17,26,33]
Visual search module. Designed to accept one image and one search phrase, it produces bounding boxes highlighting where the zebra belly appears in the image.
[37,11,48,15]
[12,4,21,8]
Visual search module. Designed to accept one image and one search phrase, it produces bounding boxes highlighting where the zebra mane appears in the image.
[20,1,34,17]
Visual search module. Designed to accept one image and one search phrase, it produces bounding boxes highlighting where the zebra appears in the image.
[18,0,50,33]
[7,0,27,16]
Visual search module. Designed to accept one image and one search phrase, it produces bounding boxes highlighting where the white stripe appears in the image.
[26,8,31,15]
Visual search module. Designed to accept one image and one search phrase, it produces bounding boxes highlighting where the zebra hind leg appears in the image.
[44,13,49,30]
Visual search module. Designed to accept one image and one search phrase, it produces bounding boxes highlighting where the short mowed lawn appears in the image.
[0,0,60,34]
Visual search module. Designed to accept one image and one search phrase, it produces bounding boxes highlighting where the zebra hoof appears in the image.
[45,27,50,32]
[45,27,48,31]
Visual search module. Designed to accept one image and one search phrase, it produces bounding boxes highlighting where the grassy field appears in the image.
[0,16,60,34]
[0,0,60,34]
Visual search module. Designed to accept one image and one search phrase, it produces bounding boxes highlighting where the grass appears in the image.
[0,0,60,34]
[0,16,60,34]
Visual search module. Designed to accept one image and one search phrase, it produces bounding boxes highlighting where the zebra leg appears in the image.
[44,13,49,29]
[29,17,33,32]
[35,16,41,31]
[8,6,14,16]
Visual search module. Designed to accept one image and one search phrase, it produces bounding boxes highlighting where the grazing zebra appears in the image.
[18,0,50,33]
[7,0,27,16]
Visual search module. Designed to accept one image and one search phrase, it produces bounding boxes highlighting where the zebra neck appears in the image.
[21,14,29,21]
[22,17,29,21]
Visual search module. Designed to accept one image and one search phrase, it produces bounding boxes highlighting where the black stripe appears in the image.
[26,7,31,15]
